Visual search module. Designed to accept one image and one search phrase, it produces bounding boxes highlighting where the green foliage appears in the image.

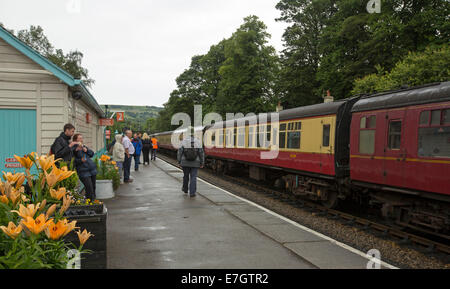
[14,25,94,87]
[95,157,120,191]
[57,159,79,193]
[352,45,450,94]
[276,0,450,105]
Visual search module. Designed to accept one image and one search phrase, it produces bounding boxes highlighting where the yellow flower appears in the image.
[21,214,53,235]
[44,169,60,188]
[14,155,34,170]
[0,181,4,195]
[63,220,78,237]
[11,203,41,219]
[76,229,94,246]
[49,187,67,200]
[111,161,117,165]
[100,155,111,162]
[0,222,22,240]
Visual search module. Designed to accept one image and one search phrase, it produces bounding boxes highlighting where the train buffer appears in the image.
[104,159,395,269]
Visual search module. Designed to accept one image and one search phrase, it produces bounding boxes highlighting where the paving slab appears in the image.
[284,241,371,269]
[252,223,325,244]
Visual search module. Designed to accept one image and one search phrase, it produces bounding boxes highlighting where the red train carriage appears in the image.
[350,82,450,233]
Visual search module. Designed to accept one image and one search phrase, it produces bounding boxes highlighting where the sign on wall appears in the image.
[116,112,125,122]
[99,118,114,126]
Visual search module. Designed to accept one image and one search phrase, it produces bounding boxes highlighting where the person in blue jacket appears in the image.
[72,133,97,201]
[132,133,143,171]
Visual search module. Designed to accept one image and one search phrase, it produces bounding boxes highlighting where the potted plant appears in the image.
[95,155,120,200]
[0,153,94,269]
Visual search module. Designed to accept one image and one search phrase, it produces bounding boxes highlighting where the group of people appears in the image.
[51,123,98,201]
[51,123,205,201]
[110,130,159,183]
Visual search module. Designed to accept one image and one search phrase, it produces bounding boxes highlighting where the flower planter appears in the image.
[96,180,114,200]
[72,203,104,214]
[64,205,108,269]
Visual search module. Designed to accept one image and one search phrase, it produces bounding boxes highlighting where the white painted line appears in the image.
[159,159,398,269]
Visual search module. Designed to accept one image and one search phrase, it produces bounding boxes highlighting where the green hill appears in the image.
[100,105,163,121]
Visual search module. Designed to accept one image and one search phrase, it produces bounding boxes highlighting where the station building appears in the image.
[0,25,105,172]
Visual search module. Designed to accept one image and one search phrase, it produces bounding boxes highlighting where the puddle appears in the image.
[140,226,167,231]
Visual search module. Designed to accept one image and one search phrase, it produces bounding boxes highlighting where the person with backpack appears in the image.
[177,127,205,198]
[51,123,77,162]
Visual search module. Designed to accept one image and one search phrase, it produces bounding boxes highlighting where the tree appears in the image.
[352,45,450,94]
[15,25,94,87]
[216,15,280,116]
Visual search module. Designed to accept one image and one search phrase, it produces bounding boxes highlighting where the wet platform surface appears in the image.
[105,158,375,269]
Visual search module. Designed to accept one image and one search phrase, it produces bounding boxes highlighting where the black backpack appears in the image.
[183,141,198,161]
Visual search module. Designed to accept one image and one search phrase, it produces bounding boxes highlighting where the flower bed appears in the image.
[0,153,95,269]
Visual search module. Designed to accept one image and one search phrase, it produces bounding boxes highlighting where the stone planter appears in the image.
[96,180,114,200]
[64,205,108,269]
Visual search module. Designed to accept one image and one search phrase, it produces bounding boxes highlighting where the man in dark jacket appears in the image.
[52,124,77,162]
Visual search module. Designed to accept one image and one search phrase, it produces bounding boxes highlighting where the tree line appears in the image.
[150,0,449,133]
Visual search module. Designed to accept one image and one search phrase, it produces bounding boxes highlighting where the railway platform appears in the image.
[104,158,387,269]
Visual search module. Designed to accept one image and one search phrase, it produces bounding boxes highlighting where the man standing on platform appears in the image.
[132,133,142,171]
[122,129,135,183]
[51,123,76,162]
[177,127,205,198]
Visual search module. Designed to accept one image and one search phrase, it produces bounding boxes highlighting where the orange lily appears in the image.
[21,214,53,235]
[50,165,75,183]
[2,172,25,185]
[111,161,117,165]
[14,155,33,170]
[8,187,24,206]
[38,155,60,172]
[0,222,22,239]
[0,195,8,205]
[49,187,67,200]
[100,155,111,162]
[11,203,41,219]
[15,174,25,189]
[76,229,94,245]
[45,219,76,240]
[45,204,57,218]
[63,219,78,237]
[0,180,4,195]
[44,168,61,188]
[59,194,73,215]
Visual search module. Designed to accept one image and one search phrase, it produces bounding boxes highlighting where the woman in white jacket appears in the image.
[112,134,125,184]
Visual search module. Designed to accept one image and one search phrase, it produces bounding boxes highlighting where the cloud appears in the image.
[0,0,287,107]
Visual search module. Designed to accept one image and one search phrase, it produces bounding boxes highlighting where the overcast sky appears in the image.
[0,0,288,107]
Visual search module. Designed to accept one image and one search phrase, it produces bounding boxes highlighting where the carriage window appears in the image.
[431,110,441,126]
[323,125,330,147]
[272,127,278,146]
[248,127,254,148]
[359,115,376,155]
[420,111,430,126]
[238,128,245,147]
[211,132,216,146]
[418,108,450,158]
[287,132,301,149]
[218,130,224,147]
[265,125,271,148]
[234,128,237,147]
[279,124,286,149]
[257,126,266,148]
[443,109,450,125]
[388,121,402,150]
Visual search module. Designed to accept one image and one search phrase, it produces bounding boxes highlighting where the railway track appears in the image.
[158,153,450,256]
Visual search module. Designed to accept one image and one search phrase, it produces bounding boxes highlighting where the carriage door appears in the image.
[383,109,406,187]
